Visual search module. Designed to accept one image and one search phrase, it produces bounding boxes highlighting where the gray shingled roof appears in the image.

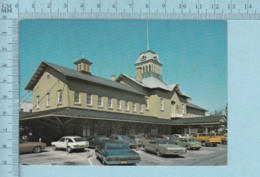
[186,102,208,111]
[20,108,225,125]
[119,74,189,98]
[25,61,143,95]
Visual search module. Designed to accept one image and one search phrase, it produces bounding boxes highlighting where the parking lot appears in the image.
[20,144,227,166]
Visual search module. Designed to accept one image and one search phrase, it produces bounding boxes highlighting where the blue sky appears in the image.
[20,20,227,112]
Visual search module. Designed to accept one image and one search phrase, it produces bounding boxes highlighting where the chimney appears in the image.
[74,58,93,74]
[111,75,116,81]
[136,67,142,82]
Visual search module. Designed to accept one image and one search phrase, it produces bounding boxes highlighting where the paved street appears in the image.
[20,144,227,166]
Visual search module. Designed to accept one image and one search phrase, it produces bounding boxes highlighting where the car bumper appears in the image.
[164,150,186,156]
[105,159,141,165]
[72,146,88,149]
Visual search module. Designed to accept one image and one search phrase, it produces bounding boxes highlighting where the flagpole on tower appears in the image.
[146,20,149,51]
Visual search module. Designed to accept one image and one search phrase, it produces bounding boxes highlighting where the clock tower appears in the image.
[135,50,163,82]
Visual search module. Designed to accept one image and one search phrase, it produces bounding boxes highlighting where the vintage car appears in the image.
[20,139,46,154]
[143,139,187,157]
[86,136,109,148]
[159,135,180,141]
[194,133,221,147]
[215,134,228,144]
[177,137,201,150]
[51,136,89,153]
[129,135,146,147]
[109,135,138,148]
[95,140,141,165]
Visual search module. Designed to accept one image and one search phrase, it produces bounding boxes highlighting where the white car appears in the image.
[51,136,89,153]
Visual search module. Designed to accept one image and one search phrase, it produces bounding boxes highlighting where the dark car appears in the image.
[129,135,146,147]
[95,140,141,165]
[86,136,109,148]
[109,135,138,148]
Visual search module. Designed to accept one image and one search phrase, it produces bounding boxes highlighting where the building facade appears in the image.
[20,50,226,144]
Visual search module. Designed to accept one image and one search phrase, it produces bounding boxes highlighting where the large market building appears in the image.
[20,50,226,144]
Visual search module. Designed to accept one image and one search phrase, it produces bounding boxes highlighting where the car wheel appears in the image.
[101,158,106,165]
[201,141,206,146]
[95,153,99,160]
[53,146,57,150]
[156,150,162,157]
[186,146,190,150]
[33,146,41,153]
[213,144,217,147]
[66,147,72,153]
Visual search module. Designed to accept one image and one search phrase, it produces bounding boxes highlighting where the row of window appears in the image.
[76,92,148,113]
[36,91,164,113]
[36,90,63,109]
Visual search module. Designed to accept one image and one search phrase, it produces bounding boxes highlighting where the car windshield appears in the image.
[137,135,144,139]
[169,135,179,140]
[157,140,175,144]
[189,138,199,142]
[121,136,131,140]
[105,143,130,150]
[73,138,85,142]
[97,136,109,141]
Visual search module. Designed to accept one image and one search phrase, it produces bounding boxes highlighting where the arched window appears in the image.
[146,65,148,72]
[149,64,151,72]
[143,66,145,73]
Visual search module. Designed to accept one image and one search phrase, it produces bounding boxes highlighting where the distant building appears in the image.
[19,102,32,112]
[20,50,226,144]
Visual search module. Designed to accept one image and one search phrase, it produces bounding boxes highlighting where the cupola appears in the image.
[74,58,93,74]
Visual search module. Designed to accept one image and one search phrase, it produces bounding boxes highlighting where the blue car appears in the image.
[95,140,141,165]
[109,135,138,148]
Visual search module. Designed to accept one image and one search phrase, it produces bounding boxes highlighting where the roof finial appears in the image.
[82,54,85,58]
[146,20,149,51]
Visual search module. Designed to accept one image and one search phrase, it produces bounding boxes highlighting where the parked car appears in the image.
[20,139,46,154]
[180,134,193,138]
[51,136,89,153]
[143,139,187,157]
[159,135,180,141]
[215,134,228,144]
[109,135,137,148]
[129,135,146,147]
[95,140,141,165]
[173,134,182,138]
[194,133,221,147]
[86,136,109,148]
[177,137,201,150]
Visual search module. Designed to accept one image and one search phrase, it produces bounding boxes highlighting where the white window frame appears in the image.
[98,96,103,108]
[58,90,62,104]
[117,99,121,110]
[140,104,143,113]
[74,91,80,104]
[46,93,50,107]
[160,98,164,111]
[86,94,92,106]
[145,98,149,110]
[125,101,129,111]
[108,98,112,109]
[133,103,136,112]
[36,96,40,109]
